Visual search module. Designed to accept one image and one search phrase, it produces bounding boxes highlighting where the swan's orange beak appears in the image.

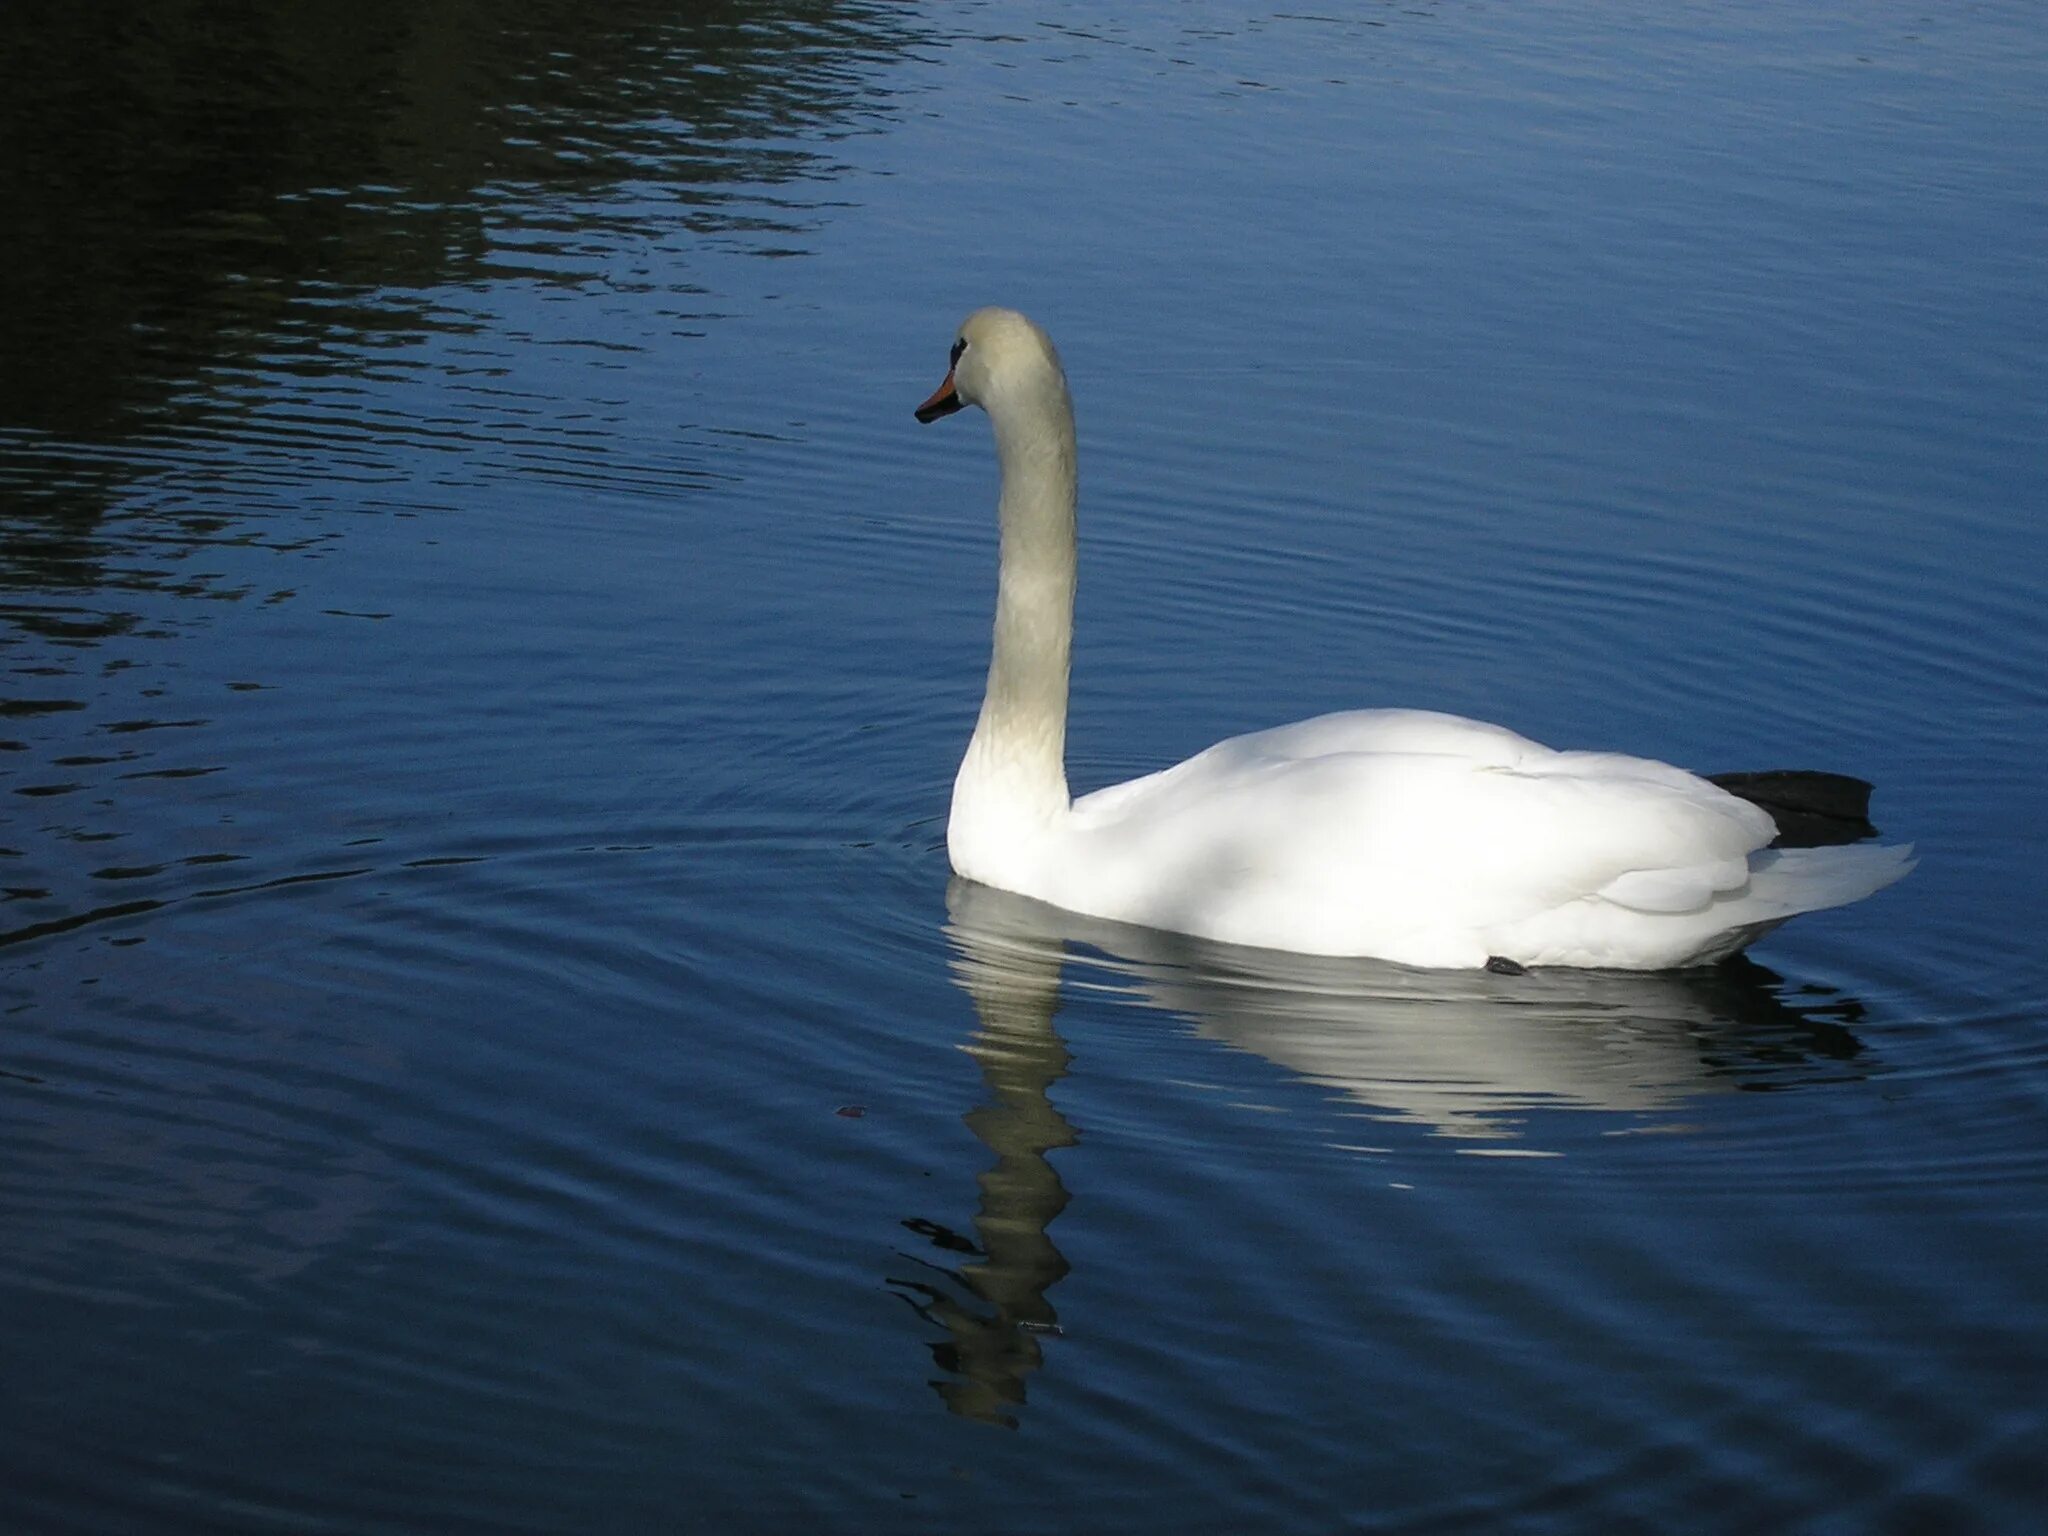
[915,370,964,423]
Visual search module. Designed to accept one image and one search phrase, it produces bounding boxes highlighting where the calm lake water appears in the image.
[3,3,2045,1531]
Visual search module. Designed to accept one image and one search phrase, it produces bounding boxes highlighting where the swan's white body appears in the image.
[918,308,1910,970]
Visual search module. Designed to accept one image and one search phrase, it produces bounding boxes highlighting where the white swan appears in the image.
[915,307,1911,970]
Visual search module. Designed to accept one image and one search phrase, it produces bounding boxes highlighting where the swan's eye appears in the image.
[949,338,966,367]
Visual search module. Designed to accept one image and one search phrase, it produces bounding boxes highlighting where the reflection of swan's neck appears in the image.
[951,385,1077,863]
[932,923,1077,1424]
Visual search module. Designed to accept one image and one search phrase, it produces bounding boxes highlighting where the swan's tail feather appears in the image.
[1743,842,1916,919]
[1706,769,1877,847]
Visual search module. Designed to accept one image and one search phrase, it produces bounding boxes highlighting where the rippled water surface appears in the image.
[4,3,2045,1531]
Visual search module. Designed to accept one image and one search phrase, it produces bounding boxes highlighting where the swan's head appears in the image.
[915,308,1068,426]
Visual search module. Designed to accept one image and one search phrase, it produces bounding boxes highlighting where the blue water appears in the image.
[3,3,2044,1531]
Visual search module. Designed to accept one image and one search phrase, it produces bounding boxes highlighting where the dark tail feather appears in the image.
[1707,770,1878,848]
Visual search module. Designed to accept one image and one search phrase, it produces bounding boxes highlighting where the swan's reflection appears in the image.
[903,877,1869,1422]
[889,890,1077,1427]
[950,877,1869,1138]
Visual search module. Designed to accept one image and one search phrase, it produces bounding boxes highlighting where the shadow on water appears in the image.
[910,875,1872,1425]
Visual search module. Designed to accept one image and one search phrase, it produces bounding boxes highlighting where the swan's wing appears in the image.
[1498,750,1775,913]
[1062,726,1776,959]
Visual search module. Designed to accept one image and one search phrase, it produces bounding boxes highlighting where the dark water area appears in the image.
[2,2,2044,1531]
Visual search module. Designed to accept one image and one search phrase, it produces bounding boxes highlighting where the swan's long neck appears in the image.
[950,382,1078,872]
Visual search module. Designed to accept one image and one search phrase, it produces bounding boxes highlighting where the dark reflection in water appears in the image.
[0,0,919,664]
[0,0,912,448]
[918,876,1875,1420]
